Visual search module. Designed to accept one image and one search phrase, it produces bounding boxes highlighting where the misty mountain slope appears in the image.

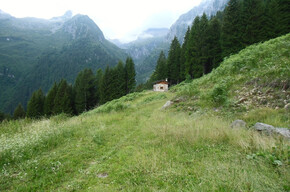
[114,28,169,83]
[167,0,229,42]
[0,12,127,113]
[126,0,229,83]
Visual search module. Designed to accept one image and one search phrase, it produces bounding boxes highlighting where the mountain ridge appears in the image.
[0,12,128,113]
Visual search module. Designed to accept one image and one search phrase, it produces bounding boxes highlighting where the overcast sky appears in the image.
[1,0,202,42]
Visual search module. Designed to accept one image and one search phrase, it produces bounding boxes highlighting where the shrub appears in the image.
[210,83,228,106]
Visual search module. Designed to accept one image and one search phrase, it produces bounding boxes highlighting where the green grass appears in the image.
[1,35,289,191]
[174,33,290,127]
[0,90,289,191]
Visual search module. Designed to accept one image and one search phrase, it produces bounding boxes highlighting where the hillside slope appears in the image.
[0,35,289,191]
[0,12,127,113]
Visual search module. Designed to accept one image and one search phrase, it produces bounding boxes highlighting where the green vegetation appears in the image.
[23,57,137,118]
[1,34,289,191]
[175,33,290,116]
[0,14,128,114]
[144,0,289,89]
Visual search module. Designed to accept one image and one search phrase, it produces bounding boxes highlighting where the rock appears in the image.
[275,106,279,110]
[97,173,108,178]
[254,123,290,138]
[173,96,186,103]
[254,123,275,135]
[285,103,290,111]
[274,128,290,138]
[231,120,247,129]
[187,106,193,111]
[161,100,173,110]
[238,97,247,103]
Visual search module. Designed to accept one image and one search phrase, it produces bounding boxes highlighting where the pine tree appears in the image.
[95,69,103,105]
[125,57,136,94]
[27,89,45,118]
[221,0,243,57]
[241,0,265,46]
[186,16,203,79]
[44,82,58,116]
[180,27,190,81]
[199,13,210,74]
[101,66,114,103]
[13,103,26,119]
[54,79,74,114]
[277,0,290,36]
[74,69,96,114]
[207,16,222,71]
[155,51,168,81]
[167,36,181,84]
[113,61,126,99]
[265,0,280,39]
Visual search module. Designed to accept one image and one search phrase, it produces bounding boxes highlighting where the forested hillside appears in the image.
[0,12,127,114]
[145,0,290,87]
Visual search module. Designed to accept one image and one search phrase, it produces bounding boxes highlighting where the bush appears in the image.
[210,83,228,106]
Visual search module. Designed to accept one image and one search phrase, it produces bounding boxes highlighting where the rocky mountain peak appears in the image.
[61,14,105,42]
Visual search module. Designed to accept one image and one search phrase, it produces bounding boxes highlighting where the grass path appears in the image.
[1,91,289,191]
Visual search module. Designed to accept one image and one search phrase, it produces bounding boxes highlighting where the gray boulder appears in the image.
[254,122,290,138]
[161,100,173,110]
[231,120,247,129]
[275,128,290,138]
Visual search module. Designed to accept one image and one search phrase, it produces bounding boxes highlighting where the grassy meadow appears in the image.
[1,90,289,191]
[1,34,289,191]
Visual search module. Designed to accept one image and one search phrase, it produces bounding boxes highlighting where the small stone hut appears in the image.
[153,79,169,92]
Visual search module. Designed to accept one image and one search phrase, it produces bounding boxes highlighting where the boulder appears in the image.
[254,122,290,138]
[231,120,247,129]
[274,128,290,138]
[254,123,275,135]
[285,103,290,111]
[161,100,173,110]
[173,96,187,103]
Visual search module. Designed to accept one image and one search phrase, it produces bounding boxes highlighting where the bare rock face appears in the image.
[231,120,247,129]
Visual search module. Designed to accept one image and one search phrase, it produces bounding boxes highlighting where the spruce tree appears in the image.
[277,0,290,36]
[95,69,103,106]
[180,27,190,81]
[199,13,210,74]
[74,69,96,114]
[207,17,222,71]
[155,51,168,81]
[221,0,243,57]
[186,16,203,79]
[241,0,265,46]
[27,89,45,118]
[125,57,136,94]
[265,0,280,39]
[113,61,126,99]
[167,36,181,84]
[44,82,58,116]
[54,79,74,114]
[101,66,114,103]
[13,103,26,119]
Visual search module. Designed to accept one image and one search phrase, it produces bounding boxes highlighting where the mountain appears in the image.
[1,34,289,191]
[125,0,229,83]
[0,11,127,113]
[116,28,169,83]
[166,0,229,43]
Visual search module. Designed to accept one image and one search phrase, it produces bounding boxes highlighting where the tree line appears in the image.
[144,0,289,87]
[0,57,136,120]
